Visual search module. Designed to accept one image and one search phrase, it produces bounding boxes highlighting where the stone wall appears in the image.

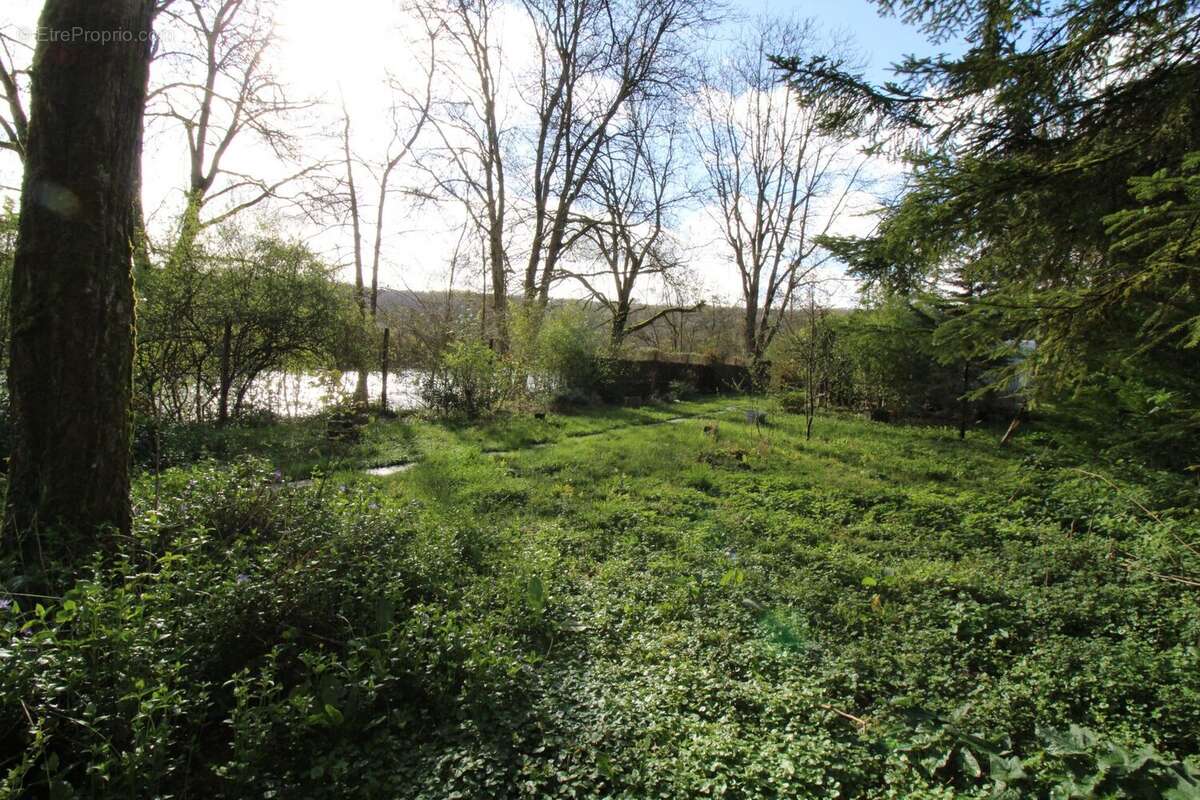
[602,351,758,403]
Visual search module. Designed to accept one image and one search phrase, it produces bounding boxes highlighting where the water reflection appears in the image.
[242,370,424,417]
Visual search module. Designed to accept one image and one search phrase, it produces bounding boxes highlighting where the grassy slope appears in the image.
[8,397,1199,798]
[149,399,716,479]
[348,398,1198,796]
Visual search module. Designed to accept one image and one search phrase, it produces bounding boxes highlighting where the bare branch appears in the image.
[151,0,318,252]
[0,27,31,162]
[693,17,867,364]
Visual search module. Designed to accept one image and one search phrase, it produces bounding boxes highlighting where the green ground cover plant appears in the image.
[137,399,713,480]
[2,397,1198,798]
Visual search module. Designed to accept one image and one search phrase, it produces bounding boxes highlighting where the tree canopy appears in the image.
[776,0,1200,455]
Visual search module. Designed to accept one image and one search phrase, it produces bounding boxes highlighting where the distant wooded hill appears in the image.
[368,286,772,367]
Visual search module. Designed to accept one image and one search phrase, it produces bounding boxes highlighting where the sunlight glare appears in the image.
[277,0,403,112]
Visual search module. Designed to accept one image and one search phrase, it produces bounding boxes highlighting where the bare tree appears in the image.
[640,274,706,352]
[149,0,318,258]
[423,0,511,345]
[366,76,437,320]
[5,0,156,561]
[518,0,709,310]
[800,284,829,440]
[423,0,711,348]
[693,17,864,371]
[339,16,438,403]
[0,27,30,166]
[339,106,370,403]
[565,99,701,347]
[341,109,366,316]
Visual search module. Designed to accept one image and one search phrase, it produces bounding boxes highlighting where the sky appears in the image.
[0,0,958,308]
[733,0,949,83]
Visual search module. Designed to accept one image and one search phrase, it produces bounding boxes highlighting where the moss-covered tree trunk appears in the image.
[3,0,156,564]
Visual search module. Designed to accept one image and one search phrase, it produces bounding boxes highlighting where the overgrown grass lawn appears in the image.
[144,399,710,479]
[5,397,1199,798]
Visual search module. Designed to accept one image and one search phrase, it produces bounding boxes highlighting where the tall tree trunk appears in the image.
[743,301,768,387]
[354,368,369,407]
[170,191,204,267]
[805,292,818,440]
[217,317,232,425]
[610,306,630,349]
[380,327,390,412]
[490,227,508,350]
[4,0,156,564]
[342,110,369,407]
[743,303,759,362]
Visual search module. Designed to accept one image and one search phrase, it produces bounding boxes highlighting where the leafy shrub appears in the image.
[886,709,1200,799]
[0,459,547,798]
[771,298,972,418]
[1069,372,1200,469]
[777,389,807,414]
[515,305,607,406]
[541,307,605,394]
[666,379,700,402]
[420,339,512,419]
[135,228,359,426]
[3,402,1200,798]
[322,400,370,444]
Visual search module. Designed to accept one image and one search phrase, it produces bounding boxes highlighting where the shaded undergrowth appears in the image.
[3,398,1199,797]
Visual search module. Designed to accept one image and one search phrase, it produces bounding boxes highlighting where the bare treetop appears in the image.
[149,0,321,252]
[565,96,702,345]
[693,16,867,366]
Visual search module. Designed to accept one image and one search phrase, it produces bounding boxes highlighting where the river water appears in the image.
[241,370,426,417]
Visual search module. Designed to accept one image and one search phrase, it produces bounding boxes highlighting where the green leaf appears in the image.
[721,568,746,587]
[1164,781,1200,800]
[989,754,1027,788]
[527,576,545,612]
[961,747,982,778]
[373,598,396,632]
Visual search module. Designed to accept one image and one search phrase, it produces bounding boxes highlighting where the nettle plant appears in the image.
[887,706,1200,799]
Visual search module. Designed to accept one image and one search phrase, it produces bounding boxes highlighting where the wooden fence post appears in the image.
[381,328,391,411]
